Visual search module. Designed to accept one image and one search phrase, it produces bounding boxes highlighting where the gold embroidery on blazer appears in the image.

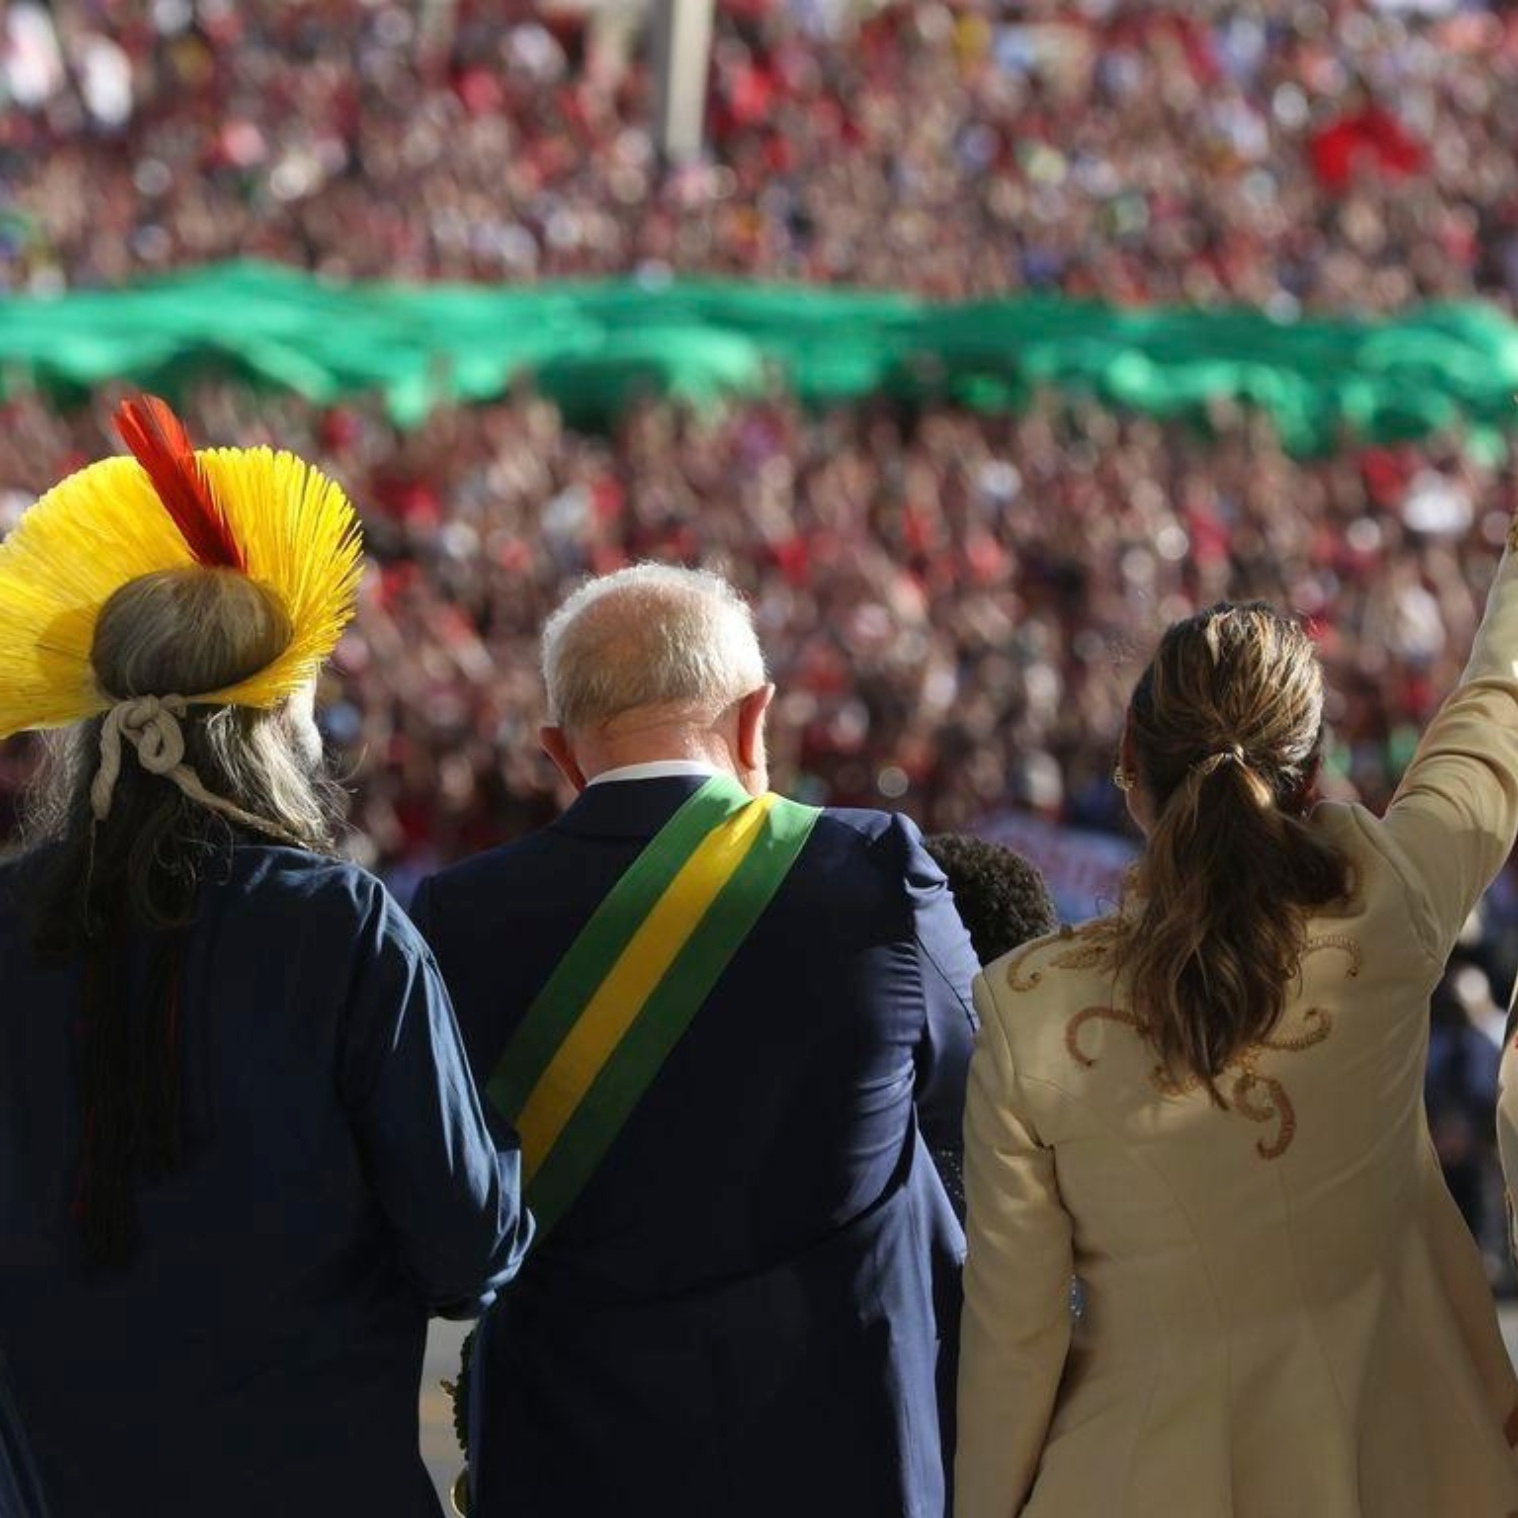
[1005,920,1120,993]
[1004,940,1051,993]
[1062,936,1356,1159]
[1066,1009,1332,1159]
[1224,1015,1334,1158]
[1065,1004,1148,1068]
[1049,926,1121,975]
[1231,1069,1296,1156]
[1302,934,1362,978]
[1004,924,1072,992]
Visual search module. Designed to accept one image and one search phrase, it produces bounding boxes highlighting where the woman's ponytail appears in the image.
[1116,604,1352,1086]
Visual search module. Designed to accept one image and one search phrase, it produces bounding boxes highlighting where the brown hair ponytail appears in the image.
[1116,603,1352,1088]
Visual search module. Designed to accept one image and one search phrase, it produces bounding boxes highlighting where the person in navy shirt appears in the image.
[0,399,529,1517]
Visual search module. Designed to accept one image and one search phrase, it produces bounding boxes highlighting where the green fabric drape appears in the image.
[6,260,1518,451]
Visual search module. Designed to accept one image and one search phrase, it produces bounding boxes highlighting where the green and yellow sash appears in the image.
[487,773,821,1237]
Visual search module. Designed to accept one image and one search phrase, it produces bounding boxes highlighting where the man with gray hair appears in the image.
[413,563,978,1518]
[536,563,773,794]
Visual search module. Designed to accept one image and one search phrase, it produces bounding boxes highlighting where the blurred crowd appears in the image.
[3,0,1518,310]
[6,0,1518,1259]
[1,382,1513,904]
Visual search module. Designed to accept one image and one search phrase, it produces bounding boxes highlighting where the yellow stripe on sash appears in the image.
[516,792,780,1181]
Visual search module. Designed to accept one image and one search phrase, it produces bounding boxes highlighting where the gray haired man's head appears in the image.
[542,564,767,731]
[538,564,775,796]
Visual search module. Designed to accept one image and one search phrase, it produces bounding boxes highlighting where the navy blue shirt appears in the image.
[0,845,529,1518]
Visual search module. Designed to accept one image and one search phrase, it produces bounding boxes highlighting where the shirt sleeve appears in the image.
[408,874,438,940]
[901,815,981,1155]
[339,880,533,1316]
[955,971,1073,1518]
[1373,544,1518,964]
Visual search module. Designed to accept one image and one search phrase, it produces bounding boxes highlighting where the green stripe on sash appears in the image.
[527,791,818,1234]
[484,778,749,1121]
[486,773,820,1239]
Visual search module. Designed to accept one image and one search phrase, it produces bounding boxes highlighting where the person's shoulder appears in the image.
[0,849,39,929]
[809,804,931,854]
[0,844,75,922]
[1304,798,1431,928]
[979,919,1118,1013]
[1307,798,1375,846]
[975,919,1121,1077]
[0,849,32,901]
[795,807,943,895]
[419,830,560,898]
[812,803,902,841]
[229,845,401,935]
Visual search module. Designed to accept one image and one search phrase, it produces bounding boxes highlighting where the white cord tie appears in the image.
[90,694,305,846]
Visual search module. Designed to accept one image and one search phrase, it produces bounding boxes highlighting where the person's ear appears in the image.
[1117,717,1155,834]
[736,685,775,772]
[1292,749,1324,814]
[1116,719,1138,789]
[540,725,588,793]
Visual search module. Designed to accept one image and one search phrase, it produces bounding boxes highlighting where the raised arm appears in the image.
[955,971,1073,1518]
[1374,541,1518,962]
[340,882,532,1316]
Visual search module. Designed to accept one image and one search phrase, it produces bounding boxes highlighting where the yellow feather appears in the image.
[195,448,364,709]
[0,448,363,739]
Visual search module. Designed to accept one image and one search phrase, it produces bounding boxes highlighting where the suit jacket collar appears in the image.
[553,774,711,840]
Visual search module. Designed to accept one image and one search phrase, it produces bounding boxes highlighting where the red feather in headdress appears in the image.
[114,395,247,571]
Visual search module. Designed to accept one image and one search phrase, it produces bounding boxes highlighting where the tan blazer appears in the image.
[1497,1021,1518,1262]
[958,545,1518,1518]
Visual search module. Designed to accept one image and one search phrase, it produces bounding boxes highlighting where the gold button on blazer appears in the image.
[958,547,1518,1518]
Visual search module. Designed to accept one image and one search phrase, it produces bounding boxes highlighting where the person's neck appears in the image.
[579,726,736,783]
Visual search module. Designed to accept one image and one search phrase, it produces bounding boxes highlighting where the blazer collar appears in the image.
[553,774,712,840]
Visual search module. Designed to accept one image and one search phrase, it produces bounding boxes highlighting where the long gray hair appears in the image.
[21,565,346,1269]
[23,702,342,941]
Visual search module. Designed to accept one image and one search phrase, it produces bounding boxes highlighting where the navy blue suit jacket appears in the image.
[0,846,528,1518]
[413,776,979,1518]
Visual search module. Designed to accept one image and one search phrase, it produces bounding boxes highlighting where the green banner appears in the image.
[5,260,1518,452]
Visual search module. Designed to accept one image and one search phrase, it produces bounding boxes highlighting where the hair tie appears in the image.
[91,696,188,819]
[90,694,307,847]
[1191,742,1248,780]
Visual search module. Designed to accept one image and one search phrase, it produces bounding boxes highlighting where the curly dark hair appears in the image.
[924,833,1059,965]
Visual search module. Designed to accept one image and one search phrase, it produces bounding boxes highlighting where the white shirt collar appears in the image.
[586,759,723,787]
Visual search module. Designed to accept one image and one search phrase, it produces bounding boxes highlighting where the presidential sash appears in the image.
[487,773,821,1237]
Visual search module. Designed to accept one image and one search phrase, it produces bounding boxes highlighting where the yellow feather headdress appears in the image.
[0,398,364,740]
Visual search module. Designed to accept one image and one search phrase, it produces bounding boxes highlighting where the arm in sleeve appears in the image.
[1376,545,1518,961]
[955,972,1073,1518]
[340,882,533,1316]
[408,874,439,942]
[901,816,980,1154]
